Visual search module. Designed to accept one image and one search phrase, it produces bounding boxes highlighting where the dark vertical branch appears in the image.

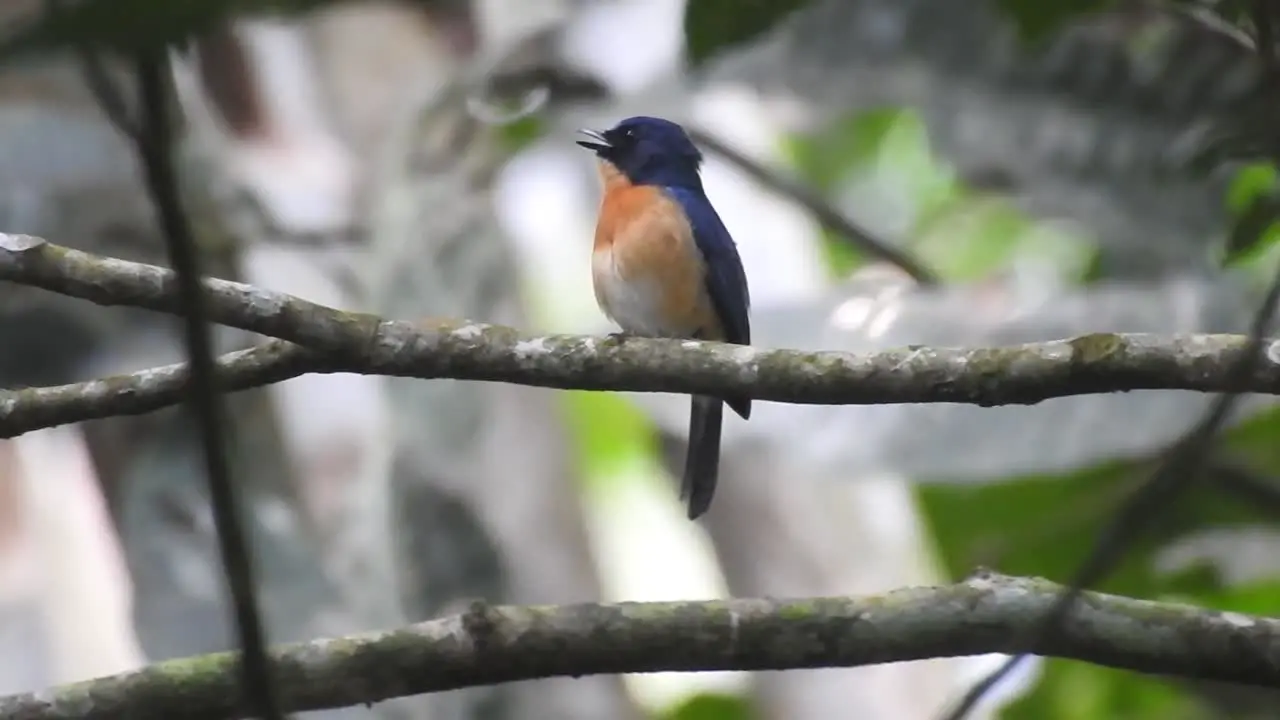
[1253,0,1277,70]
[940,261,1280,720]
[129,50,282,720]
[73,44,141,142]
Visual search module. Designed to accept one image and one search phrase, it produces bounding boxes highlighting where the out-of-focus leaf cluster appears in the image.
[681,0,1280,718]
[683,0,812,70]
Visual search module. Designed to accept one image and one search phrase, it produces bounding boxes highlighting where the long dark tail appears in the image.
[681,396,723,520]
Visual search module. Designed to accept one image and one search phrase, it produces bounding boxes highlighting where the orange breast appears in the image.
[591,176,722,339]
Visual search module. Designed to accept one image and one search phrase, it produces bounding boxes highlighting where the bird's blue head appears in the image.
[576,116,703,189]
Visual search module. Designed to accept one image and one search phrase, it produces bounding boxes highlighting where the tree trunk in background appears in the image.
[177,3,640,718]
[0,54,153,691]
[352,33,641,720]
[171,14,430,720]
[0,37,337,712]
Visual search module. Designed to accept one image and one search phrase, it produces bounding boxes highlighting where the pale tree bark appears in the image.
[173,13,421,720]
[349,2,639,715]
[275,2,639,718]
[0,35,215,698]
[11,425,146,684]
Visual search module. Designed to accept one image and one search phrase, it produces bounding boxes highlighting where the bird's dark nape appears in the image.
[682,396,724,519]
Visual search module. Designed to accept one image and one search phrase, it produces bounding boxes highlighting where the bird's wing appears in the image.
[663,186,751,346]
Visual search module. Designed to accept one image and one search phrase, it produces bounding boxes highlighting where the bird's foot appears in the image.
[605,331,635,347]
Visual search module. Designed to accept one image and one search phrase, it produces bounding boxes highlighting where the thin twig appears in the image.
[42,0,142,141]
[685,125,939,285]
[129,51,282,720]
[1210,458,1280,516]
[74,46,141,141]
[940,260,1280,719]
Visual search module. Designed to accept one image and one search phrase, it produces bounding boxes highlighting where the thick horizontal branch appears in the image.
[3,571,1278,720]
[1,234,1280,438]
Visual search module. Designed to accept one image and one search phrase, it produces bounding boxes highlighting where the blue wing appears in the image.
[663,186,751,346]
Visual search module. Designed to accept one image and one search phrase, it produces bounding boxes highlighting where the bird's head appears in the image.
[576,116,703,188]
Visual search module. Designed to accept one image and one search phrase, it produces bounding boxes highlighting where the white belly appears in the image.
[592,247,676,337]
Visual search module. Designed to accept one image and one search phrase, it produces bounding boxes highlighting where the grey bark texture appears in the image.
[1,571,1278,720]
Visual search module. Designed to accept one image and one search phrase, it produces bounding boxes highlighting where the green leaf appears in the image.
[683,0,811,70]
[1223,200,1280,269]
[1183,576,1280,617]
[919,460,1273,599]
[994,0,1117,43]
[912,198,1025,280]
[782,109,909,276]
[1224,404,1280,466]
[560,391,656,486]
[917,437,1280,718]
[495,114,547,154]
[1222,162,1280,268]
[1226,163,1279,213]
[1002,661,1203,720]
[783,110,905,194]
[665,693,754,720]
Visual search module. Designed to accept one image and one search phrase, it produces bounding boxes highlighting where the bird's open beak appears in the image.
[575,128,610,151]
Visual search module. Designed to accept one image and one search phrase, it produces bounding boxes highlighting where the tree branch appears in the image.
[0,570,1276,720]
[1,233,1280,440]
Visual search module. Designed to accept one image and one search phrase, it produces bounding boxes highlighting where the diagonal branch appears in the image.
[1,571,1278,720]
[0,341,318,438]
[683,126,940,285]
[0,233,386,355]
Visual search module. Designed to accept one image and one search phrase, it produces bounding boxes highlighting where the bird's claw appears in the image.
[605,331,634,346]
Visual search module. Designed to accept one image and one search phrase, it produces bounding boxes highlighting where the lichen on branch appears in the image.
[1,232,1279,440]
[2,571,1277,720]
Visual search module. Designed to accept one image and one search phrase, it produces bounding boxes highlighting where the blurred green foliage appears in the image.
[682,0,812,70]
[716,2,1280,710]
[917,459,1263,717]
[784,109,1096,283]
[562,390,657,487]
[994,0,1118,43]
[22,0,1279,716]
[580,0,1280,711]
[1223,162,1280,271]
[598,0,1280,709]
[495,115,548,154]
[663,693,756,720]
[915,402,1280,720]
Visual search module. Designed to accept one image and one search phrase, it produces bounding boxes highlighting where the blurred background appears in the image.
[3,0,1280,718]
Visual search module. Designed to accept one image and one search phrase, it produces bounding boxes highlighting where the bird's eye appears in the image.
[623,128,636,138]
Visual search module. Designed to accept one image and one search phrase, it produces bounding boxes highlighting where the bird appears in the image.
[575,115,751,520]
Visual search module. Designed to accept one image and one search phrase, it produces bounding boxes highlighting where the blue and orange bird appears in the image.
[576,116,751,520]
